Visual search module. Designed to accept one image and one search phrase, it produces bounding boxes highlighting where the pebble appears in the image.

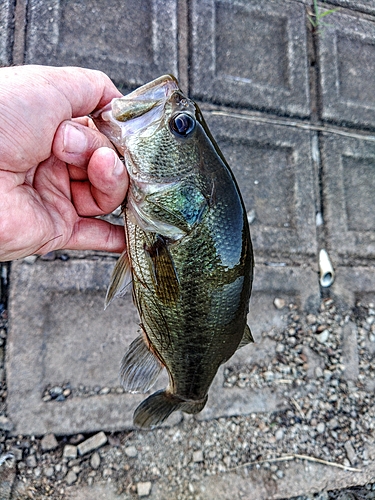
[316,329,329,344]
[41,434,58,452]
[192,450,204,463]
[275,429,284,441]
[317,422,325,433]
[65,470,77,485]
[0,415,14,432]
[344,441,357,465]
[49,386,63,399]
[137,481,152,497]
[90,452,101,469]
[44,466,54,478]
[78,432,107,455]
[124,445,138,458]
[26,455,37,468]
[315,366,323,378]
[274,298,286,309]
[63,445,77,459]
[306,314,317,325]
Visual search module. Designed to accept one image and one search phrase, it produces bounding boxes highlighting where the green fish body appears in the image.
[93,75,254,428]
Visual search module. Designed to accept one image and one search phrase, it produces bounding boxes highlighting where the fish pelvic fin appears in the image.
[105,249,132,309]
[120,334,163,393]
[143,235,180,305]
[133,391,208,429]
[237,324,255,350]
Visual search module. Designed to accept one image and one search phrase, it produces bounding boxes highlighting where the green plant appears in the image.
[308,0,339,33]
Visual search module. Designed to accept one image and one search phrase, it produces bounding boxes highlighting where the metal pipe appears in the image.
[319,249,335,287]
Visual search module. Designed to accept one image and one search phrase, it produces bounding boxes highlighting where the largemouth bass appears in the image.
[93,75,254,429]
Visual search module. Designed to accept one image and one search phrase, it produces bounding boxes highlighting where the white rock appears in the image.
[77,432,107,455]
[193,450,204,463]
[125,445,138,458]
[316,329,329,344]
[63,445,77,459]
[274,298,286,309]
[137,481,152,497]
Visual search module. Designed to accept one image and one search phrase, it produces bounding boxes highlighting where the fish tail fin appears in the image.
[133,390,208,429]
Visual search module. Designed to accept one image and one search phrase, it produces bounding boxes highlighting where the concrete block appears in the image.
[6,258,165,436]
[321,134,375,261]
[190,0,310,117]
[204,111,318,260]
[0,0,14,66]
[319,10,375,127]
[24,0,178,89]
[326,1,375,15]
[332,266,375,309]
[7,257,320,435]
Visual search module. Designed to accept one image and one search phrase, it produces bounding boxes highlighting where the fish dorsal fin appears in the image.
[237,324,255,350]
[104,249,132,309]
[144,235,180,304]
[120,334,164,393]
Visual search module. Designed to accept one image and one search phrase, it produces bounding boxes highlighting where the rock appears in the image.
[0,416,14,432]
[41,434,58,451]
[306,314,317,325]
[344,440,357,465]
[315,366,323,378]
[26,455,37,468]
[65,470,77,485]
[125,445,138,458]
[274,298,286,309]
[193,450,204,463]
[275,429,284,441]
[316,329,329,344]
[137,481,152,497]
[77,432,107,455]
[90,452,100,470]
[317,422,326,433]
[49,386,63,398]
[276,343,285,353]
[44,466,54,478]
[63,445,77,459]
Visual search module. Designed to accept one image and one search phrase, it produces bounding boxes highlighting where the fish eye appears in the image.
[170,113,195,137]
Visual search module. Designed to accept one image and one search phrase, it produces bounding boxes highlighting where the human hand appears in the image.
[0,65,128,262]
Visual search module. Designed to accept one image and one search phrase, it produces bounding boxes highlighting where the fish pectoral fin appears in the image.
[133,391,208,429]
[144,235,180,304]
[237,324,255,350]
[105,249,132,309]
[120,334,164,393]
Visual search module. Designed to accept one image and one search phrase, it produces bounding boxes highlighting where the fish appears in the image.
[93,75,254,429]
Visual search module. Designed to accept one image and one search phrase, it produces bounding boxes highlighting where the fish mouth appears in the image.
[92,75,180,148]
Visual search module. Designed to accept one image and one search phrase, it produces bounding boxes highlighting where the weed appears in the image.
[307,0,339,34]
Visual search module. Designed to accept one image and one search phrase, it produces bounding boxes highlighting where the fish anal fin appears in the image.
[133,391,208,429]
[237,324,255,350]
[120,334,163,393]
[105,249,132,309]
[144,235,180,305]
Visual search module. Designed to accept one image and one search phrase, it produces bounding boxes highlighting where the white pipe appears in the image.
[319,249,335,287]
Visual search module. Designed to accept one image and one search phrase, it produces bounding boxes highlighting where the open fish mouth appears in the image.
[92,75,180,144]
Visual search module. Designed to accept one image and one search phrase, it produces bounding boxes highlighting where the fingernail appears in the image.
[113,154,125,176]
[63,124,87,154]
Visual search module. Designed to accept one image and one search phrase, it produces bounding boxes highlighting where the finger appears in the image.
[63,217,126,254]
[0,66,122,171]
[71,147,128,216]
[53,120,116,169]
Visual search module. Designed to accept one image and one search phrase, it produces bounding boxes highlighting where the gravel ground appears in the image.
[0,295,374,499]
